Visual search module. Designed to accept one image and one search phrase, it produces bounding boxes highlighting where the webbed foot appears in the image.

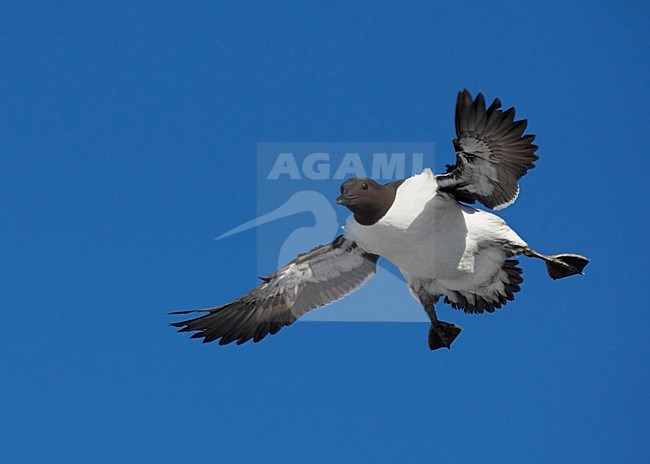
[428,321,462,350]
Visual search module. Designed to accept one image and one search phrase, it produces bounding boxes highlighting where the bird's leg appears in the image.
[522,247,589,280]
[424,304,462,351]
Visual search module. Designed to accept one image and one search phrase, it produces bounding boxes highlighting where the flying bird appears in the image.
[171,90,589,350]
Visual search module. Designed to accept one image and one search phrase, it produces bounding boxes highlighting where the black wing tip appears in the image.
[458,91,535,142]
[446,89,540,210]
[474,92,486,109]
[488,97,502,111]
[171,322,195,332]
[185,330,273,346]
[503,106,516,118]
[458,89,507,114]
[171,315,280,346]
[458,89,501,111]
[171,236,377,349]
[457,89,475,107]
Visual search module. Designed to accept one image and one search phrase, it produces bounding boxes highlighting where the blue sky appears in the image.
[1,1,648,462]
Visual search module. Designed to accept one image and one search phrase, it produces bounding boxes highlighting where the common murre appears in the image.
[171,89,589,350]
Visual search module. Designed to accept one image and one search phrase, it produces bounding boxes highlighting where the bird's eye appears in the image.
[361,183,369,190]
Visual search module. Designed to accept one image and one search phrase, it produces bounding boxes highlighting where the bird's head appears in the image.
[336,177,395,226]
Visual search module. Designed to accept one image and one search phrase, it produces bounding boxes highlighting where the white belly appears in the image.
[343,169,527,285]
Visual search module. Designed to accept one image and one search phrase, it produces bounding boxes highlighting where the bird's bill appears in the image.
[336,193,359,205]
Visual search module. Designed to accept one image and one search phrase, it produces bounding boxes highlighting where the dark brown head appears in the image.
[336,177,404,226]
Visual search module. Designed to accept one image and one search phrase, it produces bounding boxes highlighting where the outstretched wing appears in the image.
[171,236,378,345]
[436,89,539,210]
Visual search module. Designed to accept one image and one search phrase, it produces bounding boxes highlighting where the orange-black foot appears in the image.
[428,321,462,350]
